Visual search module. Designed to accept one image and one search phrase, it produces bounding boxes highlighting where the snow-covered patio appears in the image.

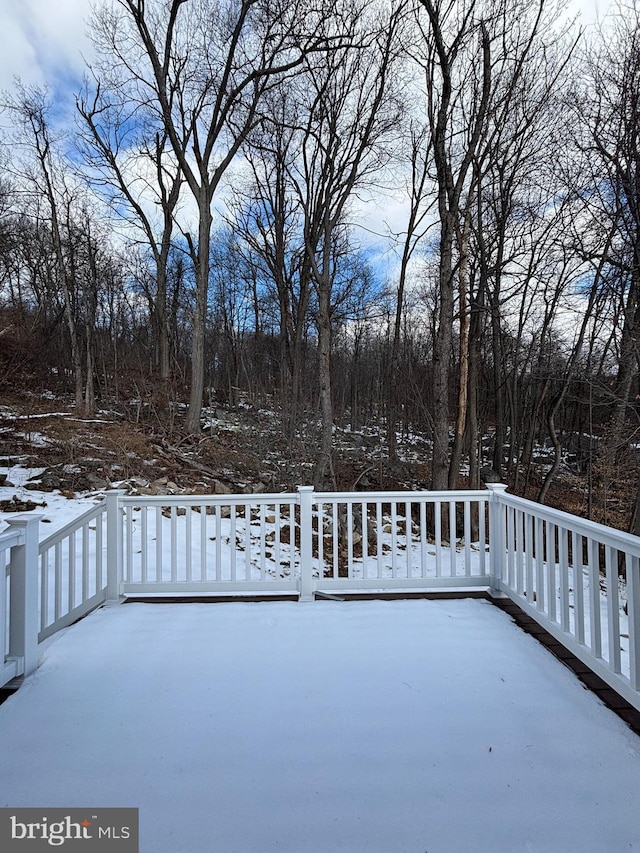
[0,598,639,852]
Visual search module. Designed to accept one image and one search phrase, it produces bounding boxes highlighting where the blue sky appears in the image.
[0,0,614,96]
[0,0,616,282]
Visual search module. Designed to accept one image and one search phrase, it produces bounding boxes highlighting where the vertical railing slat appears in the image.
[171,507,178,583]
[605,545,621,674]
[230,507,237,582]
[449,501,457,578]
[244,504,251,582]
[391,502,398,579]
[506,507,515,591]
[68,531,76,613]
[40,552,48,633]
[573,532,585,645]
[216,506,223,582]
[405,501,412,579]
[515,509,524,595]
[362,502,369,580]
[559,526,570,632]
[96,511,103,593]
[588,537,602,659]
[201,506,208,581]
[185,506,192,583]
[525,512,534,605]
[478,499,486,576]
[54,541,62,622]
[464,500,471,576]
[139,509,147,583]
[535,515,545,612]
[546,522,557,624]
[275,503,281,580]
[376,501,383,579]
[155,506,163,582]
[125,506,133,584]
[347,502,354,579]
[82,524,89,603]
[627,553,640,690]
[420,501,427,577]
[435,501,442,578]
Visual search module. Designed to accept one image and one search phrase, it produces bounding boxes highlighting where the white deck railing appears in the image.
[1,522,29,687]
[118,487,491,598]
[38,502,107,641]
[491,488,640,711]
[1,483,639,712]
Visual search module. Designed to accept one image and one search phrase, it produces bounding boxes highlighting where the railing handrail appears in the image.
[119,492,299,507]
[0,527,25,551]
[117,488,490,507]
[498,491,640,557]
[38,500,106,555]
[313,489,489,503]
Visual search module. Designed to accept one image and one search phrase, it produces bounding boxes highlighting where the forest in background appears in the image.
[1,0,640,532]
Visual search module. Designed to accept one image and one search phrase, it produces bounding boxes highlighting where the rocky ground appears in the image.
[0,389,632,533]
[0,391,426,506]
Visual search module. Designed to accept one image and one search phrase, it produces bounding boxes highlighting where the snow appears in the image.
[0,466,103,538]
[1,598,640,853]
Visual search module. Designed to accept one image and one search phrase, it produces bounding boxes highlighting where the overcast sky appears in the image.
[0,0,616,97]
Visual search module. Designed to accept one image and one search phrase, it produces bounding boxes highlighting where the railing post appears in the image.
[7,514,43,677]
[297,486,315,601]
[485,483,508,595]
[106,489,126,603]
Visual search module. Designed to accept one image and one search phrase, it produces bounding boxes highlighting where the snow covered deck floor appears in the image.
[1,599,640,853]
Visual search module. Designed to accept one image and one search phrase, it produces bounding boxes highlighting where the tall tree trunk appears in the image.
[185,200,212,435]
[432,213,455,490]
[314,275,334,488]
[490,292,505,478]
[448,206,472,488]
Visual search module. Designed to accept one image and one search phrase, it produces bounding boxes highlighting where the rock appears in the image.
[213,480,232,494]
[162,506,186,518]
[238,481,267,495]
[85,474,108,490]
[0,496,47,512]
[204,504,232,516]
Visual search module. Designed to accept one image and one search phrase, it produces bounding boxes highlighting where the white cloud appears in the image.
[0,0,93,92]
[574,0,613,24]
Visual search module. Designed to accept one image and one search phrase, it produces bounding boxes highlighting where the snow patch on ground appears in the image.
[0,464,102,536]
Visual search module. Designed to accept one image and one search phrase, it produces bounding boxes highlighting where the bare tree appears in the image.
[570,1,640,529]
[386,119,434,463]
[76,77,182,384]
[89,0,357,434]
[285,1,404,486]
[4,85,99,414]
[413,0,491,489]
[228,91,309,438]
